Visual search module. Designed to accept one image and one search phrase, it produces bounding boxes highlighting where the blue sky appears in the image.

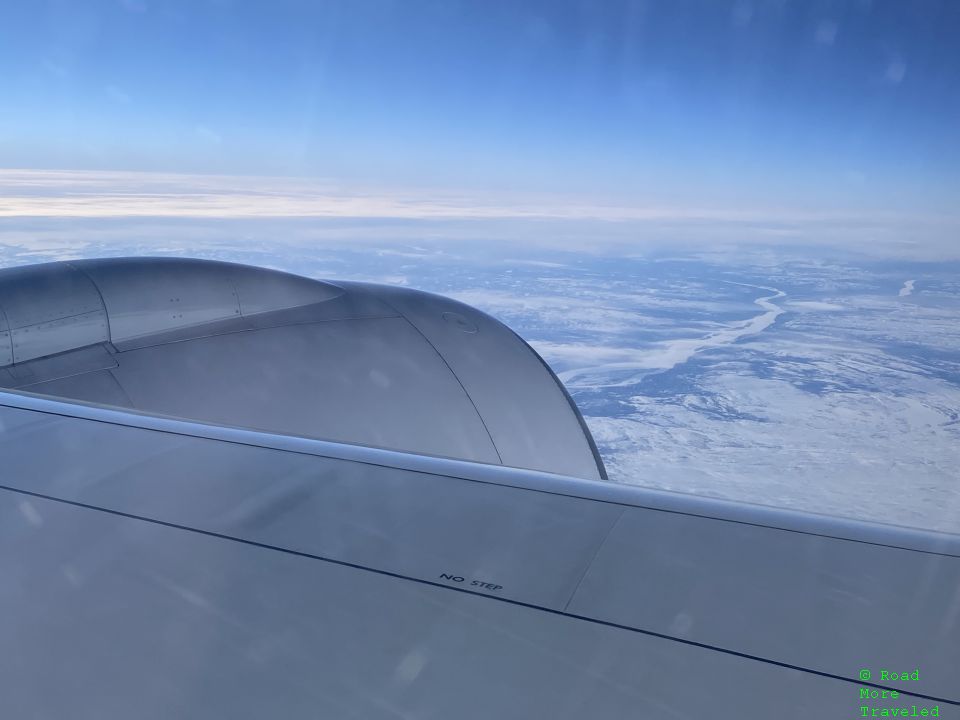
[1,0,958,217]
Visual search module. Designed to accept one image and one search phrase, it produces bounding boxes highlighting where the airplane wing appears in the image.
[0,258,957,718]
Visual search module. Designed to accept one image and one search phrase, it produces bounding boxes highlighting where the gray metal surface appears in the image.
[70,257,344,343]
[1,390,958,718]
[0,492,857,720]
[344,281,607,481]
[2,257,957,717]
[105,318,504,465]
[6,344,116,387]
[568,507,960,697]
[0,262,108,364]
[0,258,604,479]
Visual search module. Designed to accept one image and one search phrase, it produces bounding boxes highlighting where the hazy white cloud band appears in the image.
[3,169,958,260]
[0,168,928,225]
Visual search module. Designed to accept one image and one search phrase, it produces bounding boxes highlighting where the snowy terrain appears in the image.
[1,228,958,533]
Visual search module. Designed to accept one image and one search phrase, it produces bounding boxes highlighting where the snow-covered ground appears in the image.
[2,228,958,533]
[444,253,960,534]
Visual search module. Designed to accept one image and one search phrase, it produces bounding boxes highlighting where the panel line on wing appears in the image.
[2,481,956,707]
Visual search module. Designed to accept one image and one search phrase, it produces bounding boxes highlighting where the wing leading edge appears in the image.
[1,389,957,719]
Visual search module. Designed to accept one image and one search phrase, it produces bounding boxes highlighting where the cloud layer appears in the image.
[1,169,958,260]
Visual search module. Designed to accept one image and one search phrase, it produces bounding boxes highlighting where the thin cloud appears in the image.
[885,59,907,84]
[105,85,132,104]
[814,20,838,46]
[1,169,956,260]
[0,168,923,225]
